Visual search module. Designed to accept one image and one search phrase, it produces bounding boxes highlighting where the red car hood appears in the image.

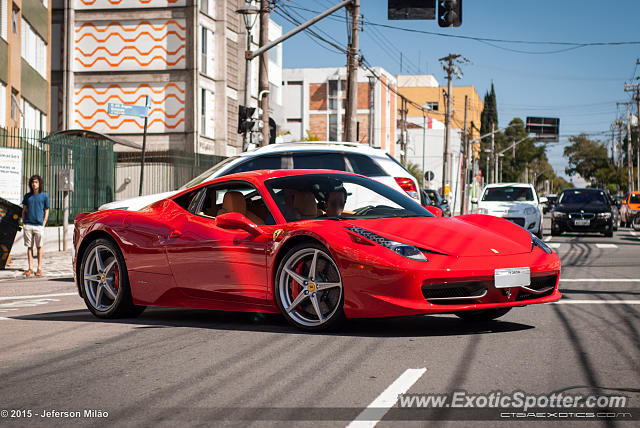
[344,215,532,257]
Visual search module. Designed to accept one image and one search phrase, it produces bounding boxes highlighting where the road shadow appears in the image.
[10,306,535,338]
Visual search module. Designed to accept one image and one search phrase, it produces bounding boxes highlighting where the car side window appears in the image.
[346,154,388,176]
[226,155,283,174]
[173,189,204,211]
[194,182,273,225]
[292,153,346,171]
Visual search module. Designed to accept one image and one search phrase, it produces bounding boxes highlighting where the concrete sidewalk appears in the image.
[1,225,74,281]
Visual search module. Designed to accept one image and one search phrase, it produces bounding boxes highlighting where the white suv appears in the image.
[471,183,547,238]
[100,142,420,211]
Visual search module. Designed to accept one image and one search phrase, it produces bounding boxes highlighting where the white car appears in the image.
[100,142,421,211]
[471,183,547,238]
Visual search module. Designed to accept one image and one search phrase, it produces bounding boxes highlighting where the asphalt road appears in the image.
[0,219,638,427]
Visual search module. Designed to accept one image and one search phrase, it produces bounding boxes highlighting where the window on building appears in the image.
[20,97,46,131]
[0,0,7,40]
[200,0,214,16]
[11,5,18,34]
[426,101,439,111]
[328,113,338,141]
[328,80,346,111]
[10,89,19,122]
[200,25,215,78]
[200,87,215,138]
[21,19,46,77]
[200,0,208,14]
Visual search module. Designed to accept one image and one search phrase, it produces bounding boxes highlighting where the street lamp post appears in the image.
[421,105,432,189]
[236,2,260,150]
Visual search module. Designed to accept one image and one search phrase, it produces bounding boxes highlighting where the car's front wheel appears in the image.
[275,243,345,331]
[80,238,145,318]
[455,308,511,322]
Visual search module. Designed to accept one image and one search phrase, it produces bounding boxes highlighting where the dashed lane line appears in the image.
[553,300,640,304]
[347,368,427,428]
[595,243,618,249]
[0,292,77,301]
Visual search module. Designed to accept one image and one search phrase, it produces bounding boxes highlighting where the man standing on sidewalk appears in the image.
[21,175,49,277]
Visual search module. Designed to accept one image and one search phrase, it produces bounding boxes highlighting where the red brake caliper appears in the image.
[290,262,305,308]
[113,264,120,292]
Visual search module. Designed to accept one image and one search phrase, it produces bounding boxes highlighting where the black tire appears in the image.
[274,242,345,332]
[455,308,512,322]
[535,223,543,239]
[633,216,640,232]
[551,227,562,236]
[604,228,614,237]
[80,238,146,319]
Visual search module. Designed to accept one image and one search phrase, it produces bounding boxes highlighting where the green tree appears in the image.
[406,162,424,187]
[563,134,611,186]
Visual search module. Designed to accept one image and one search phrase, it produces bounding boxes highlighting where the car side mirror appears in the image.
[215,212,263,235]
[539,197,548,204]
[470,197,478,204]
[424,206,442,217]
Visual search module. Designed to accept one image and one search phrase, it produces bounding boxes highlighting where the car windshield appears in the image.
[264,173,433,222]
[559,190,607,205]
[482,186,534,202]
[179,156,239,189]
[630,194,640,204]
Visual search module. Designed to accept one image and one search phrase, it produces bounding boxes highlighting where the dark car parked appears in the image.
[542,194,557,214]
[551,188,615,237]
[422,189,451,217]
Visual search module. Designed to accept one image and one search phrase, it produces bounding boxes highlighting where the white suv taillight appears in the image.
[394,177,419,200]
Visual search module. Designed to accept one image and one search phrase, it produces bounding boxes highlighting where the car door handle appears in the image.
[169,230,182,239]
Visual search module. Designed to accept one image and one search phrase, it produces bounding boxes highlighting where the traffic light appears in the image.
[237,105,256,134]
[438,0,462,27]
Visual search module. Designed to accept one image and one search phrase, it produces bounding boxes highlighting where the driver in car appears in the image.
[325,187,347,217]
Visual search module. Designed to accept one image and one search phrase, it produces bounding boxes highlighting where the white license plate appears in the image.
[495,267,530,288]
[574,219,590,226]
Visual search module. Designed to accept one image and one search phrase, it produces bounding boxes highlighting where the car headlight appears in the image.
[530,233,552,254]
[597,212,611,218]
[345,226,428,261]
[477,207,489,214]
[552,211,567,218]
[524,207,537,215]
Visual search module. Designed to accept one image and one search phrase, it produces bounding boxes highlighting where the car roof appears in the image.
[200,169,359,186]
[483,182,534,188]
[238,142,389,157]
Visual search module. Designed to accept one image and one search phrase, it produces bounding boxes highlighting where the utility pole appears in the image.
[399,97,408,164]
[344,0,360,142]
[490,123,495,183]
[624,82,640,190]
[258,0,270,146]
[460,95,468,214]
[368,75,375,146]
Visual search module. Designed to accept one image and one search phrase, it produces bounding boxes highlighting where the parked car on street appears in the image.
[423,189,451,217]
[620,191,640,227]
[99,143,420,211]
[471,183,546,238]
[75,169,561,331]
[551,188,615,237]
[542,194,557,214]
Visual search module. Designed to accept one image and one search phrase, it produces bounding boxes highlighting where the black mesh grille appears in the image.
[504,217,525,227]
[422,281,487,303]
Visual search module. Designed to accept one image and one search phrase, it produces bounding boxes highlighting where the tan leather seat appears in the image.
[293,191,319,220]
[217,191,265,225]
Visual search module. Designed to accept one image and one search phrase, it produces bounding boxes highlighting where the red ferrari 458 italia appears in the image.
[73,170,561,331]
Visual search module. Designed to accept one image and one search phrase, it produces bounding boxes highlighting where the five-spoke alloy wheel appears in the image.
[275,243,344,331]
[80,238,145,318]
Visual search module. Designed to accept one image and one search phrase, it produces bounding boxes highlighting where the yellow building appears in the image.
[396,75,483,141]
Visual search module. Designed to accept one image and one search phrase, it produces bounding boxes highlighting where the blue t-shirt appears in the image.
[22,192,50,226]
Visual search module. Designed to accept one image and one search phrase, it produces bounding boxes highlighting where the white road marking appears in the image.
[630,231,638,237]
[0,292,77,301]
[347,368,427,428]
[544,236,553,242]
[560,278,640,282]
[548,243,562,249]
[553,300,640,305]
[595,243,617,249]
[0,298,61,309]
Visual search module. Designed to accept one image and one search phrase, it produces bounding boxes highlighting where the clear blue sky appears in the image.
[272,0,640,182]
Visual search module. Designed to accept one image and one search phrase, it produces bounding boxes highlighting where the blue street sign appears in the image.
[108,102,150,118]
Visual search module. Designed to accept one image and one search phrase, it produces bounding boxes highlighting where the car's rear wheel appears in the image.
[275,243,344,331]
[80,238,145,318]
[455,308,511,322]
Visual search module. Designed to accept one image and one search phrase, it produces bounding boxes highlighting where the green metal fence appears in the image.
[0,128,116,225]
[115,151,226,201]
